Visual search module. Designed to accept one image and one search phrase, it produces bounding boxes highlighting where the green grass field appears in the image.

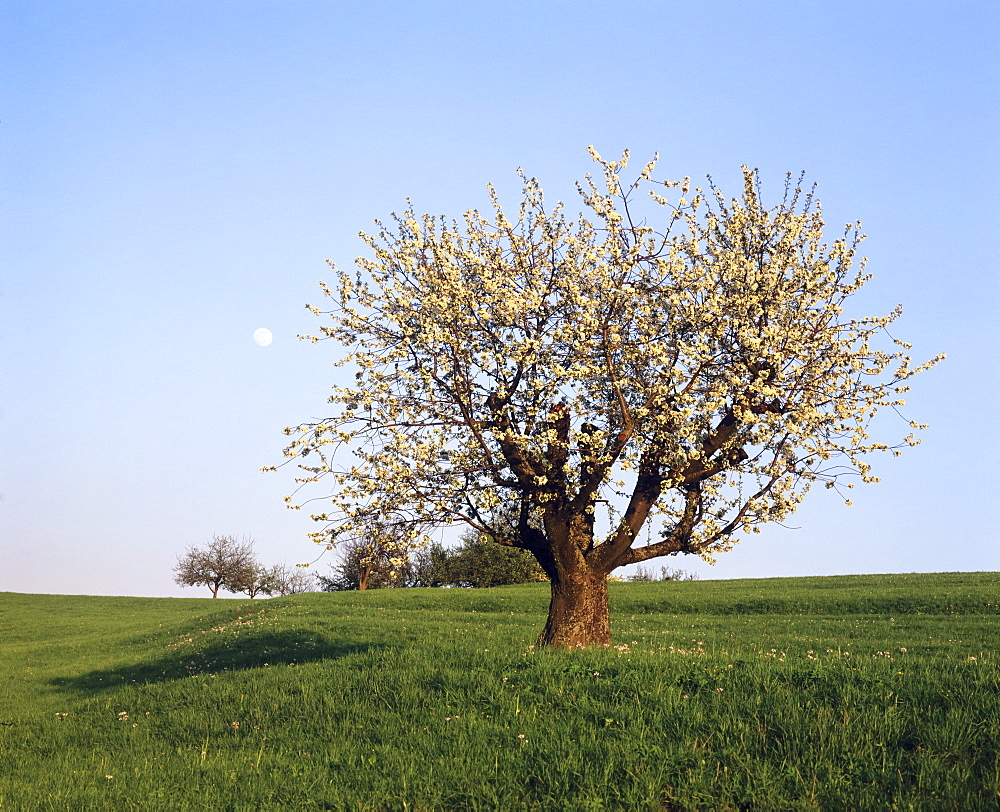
[1,573,997,810]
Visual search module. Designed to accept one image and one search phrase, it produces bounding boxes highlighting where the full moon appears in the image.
[253,327,273,347]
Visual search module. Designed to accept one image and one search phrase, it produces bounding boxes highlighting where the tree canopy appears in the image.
[276,148,942,647]
[402,532,547,589]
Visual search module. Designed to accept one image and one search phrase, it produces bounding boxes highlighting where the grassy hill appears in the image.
[1,573,997,809]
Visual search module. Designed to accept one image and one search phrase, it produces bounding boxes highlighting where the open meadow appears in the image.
[1,573,997,810]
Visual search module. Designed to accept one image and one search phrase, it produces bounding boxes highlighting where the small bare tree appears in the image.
[240,560,278,598]
[259,564,317,596]
[173,535,256,598]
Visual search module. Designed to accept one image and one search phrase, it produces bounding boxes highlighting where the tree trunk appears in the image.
[537,567,611,649]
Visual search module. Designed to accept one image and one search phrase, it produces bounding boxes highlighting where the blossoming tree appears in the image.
[276,148,941,648]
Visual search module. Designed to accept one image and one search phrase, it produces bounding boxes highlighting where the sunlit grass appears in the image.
[1,573,997,809]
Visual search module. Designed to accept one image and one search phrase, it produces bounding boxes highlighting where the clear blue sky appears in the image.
[3,0,998,597]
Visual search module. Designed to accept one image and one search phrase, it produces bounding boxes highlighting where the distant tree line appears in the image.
[175,531,695,597]
[174,535,315,598]
[317,529,547,592]
[625,565,698,583]
[314,526,698,591]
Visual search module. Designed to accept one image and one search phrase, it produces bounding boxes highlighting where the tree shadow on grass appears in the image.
[50,629,385,695]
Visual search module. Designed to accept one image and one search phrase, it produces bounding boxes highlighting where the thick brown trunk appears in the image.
[537,567,611,649]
